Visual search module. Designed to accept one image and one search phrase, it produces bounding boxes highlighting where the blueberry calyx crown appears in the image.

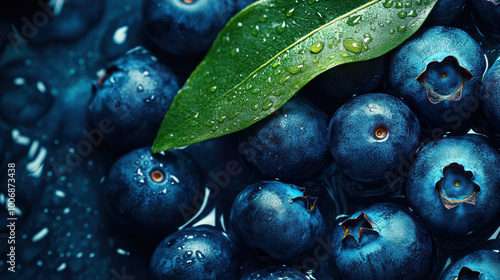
[435,163,481,210]
[291,188,318,212]
[416,56,473,104]
[453,266,481,280]
[341,213,379,248]
[374,125,389,140]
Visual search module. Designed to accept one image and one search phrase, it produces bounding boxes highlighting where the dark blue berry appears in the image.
[99,13,145,62]
[104,147,203,239]
[239,98,329,181]
[89,48,179,151]
[241,266,309,280]
[471,0,500,34]
[142,0,234,56]
[481,57,500,132]
[331,203,433,280]
[426,0,466,26]
[328,93,420,183]
[389,26,486,130]
[18,0,105,45]
[439,249,500,280]
[235,0,258,12]
[230,181,325,263]
[149,226,238,280]
[406,135,500,236]
[312,56,385,102]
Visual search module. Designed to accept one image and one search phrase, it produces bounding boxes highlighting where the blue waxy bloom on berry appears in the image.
[439,250,500,280]
[406,135,500,236]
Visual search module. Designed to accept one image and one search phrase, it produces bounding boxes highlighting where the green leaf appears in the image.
[153,0,437,152]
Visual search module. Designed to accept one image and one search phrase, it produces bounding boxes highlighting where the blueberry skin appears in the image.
[426,0,466,26]
[331,203,433,280]
[406,135,500,237]
[328,93,420,183]
[230,181,325,263]
[89,49,179,151]
[312,56,385,101]
[239,98,329,180]
[23,0,105,45]
[472,0,500,34]
[104,147,203,239]
[481,57,500,132]
[142,0,234,56]
[150,226,238,280]
[389,26,486,130]
[241,267,309,280]
[439,250,500,280]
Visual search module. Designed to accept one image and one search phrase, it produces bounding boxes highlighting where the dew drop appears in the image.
[262,102,273,110]
[363,34,373,44]
[251,104,259,111]
[210,86,217,93]
[316,12,325,24]
[137,84,144,92]
[395,1,403,8]
[397,11,407,19]
[347,14,362,26]
[279,75,290,85]
[408,10,417,17]
[389,29,395,34]
[311,41,324,53]
[230,48,240,57]
[343,38,363,54]
[398,25,407,33]
[252,25,259,36]
[286,8,295,17]
[382,0,393,8]
[289,64,304,74]
[260,15,268,22]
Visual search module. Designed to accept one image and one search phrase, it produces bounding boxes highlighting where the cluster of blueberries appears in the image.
[1,0,500,279]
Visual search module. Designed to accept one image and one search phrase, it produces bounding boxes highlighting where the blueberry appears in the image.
[149,226,238,280]
[142,0,235,56]
[481,57,500,132]
[471,0,500,34]
[406,135,500,237]
[332,203,433,280]
[312,56,386,102]
[104,147,204,239]
[425,0,466,26]
[328,93,420,183]
[241,266,309,280]
[230,181,325,263]
[89,48,179,151]
[17,0,105,45]
[238,98,329,181]
[389,26,486,130]
[439,250,500,280]
[0,62,55,126]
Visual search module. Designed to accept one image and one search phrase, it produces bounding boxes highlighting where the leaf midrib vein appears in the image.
[165,0,381,139]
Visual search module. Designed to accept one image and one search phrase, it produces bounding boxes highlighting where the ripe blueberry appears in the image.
[328,93,420,183]
[471,0,500,34]
[149,226,238,280]
[312,56,385,102]
[142,0,235,56]
[89,48,179,151]
[331,203,433,280]
[230,181,325,263]
[389,26,486,130]
[239,98,329,181]
[439,249,500,280]
[480,57,500,132]
[425,0,467,26]
[104,147,204,239]
[406,135,500,236]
